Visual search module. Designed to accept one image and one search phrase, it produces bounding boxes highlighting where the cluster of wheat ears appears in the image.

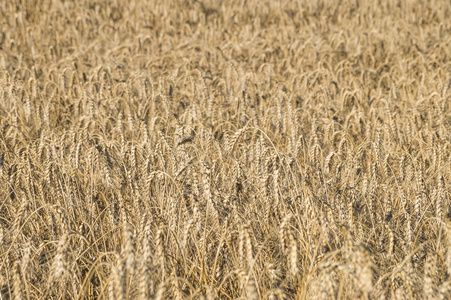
[0,0,450,299]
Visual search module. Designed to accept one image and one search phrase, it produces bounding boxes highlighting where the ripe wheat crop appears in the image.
[0,0,450,299]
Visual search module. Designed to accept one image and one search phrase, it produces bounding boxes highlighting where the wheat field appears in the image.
[0,0,450,299]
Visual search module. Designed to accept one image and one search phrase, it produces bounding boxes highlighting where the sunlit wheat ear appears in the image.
[13,197,28,236]
[182,216,194,250]
[324,151,337,174]
[436,174,445,225]
[347,199,355,233]
[273,158,280,206]
[21,240,32,278]
[171,269,183,300]
[334,162,343,187]
[154,281,167,300]
[337,135,347,160]
[227,125,247,155]
[112,257,126,300]
[139,223,154,300]
[205,285,216,300]
[424,252,436,298]
[402,210,413,252]
[383,153,390,178]
[201,162,218,221]
[414,191,422,224]
[385,223,394,258]
[404,257,415,298]
[50,233,69,284]
[155,225,166,279]
[444,212,451,277]
[123,223,135,277]
[243,224,253,269]
[13,261,23,300]
[245,277,258,300]
[238,226,245,269]
[279,214,292,254]
[354,245,373,296]
[288,229,299,278]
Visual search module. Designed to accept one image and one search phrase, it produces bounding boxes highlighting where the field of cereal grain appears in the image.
[0,0,450,298]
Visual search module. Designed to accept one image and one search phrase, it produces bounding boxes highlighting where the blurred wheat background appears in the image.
[0,0,450,299]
